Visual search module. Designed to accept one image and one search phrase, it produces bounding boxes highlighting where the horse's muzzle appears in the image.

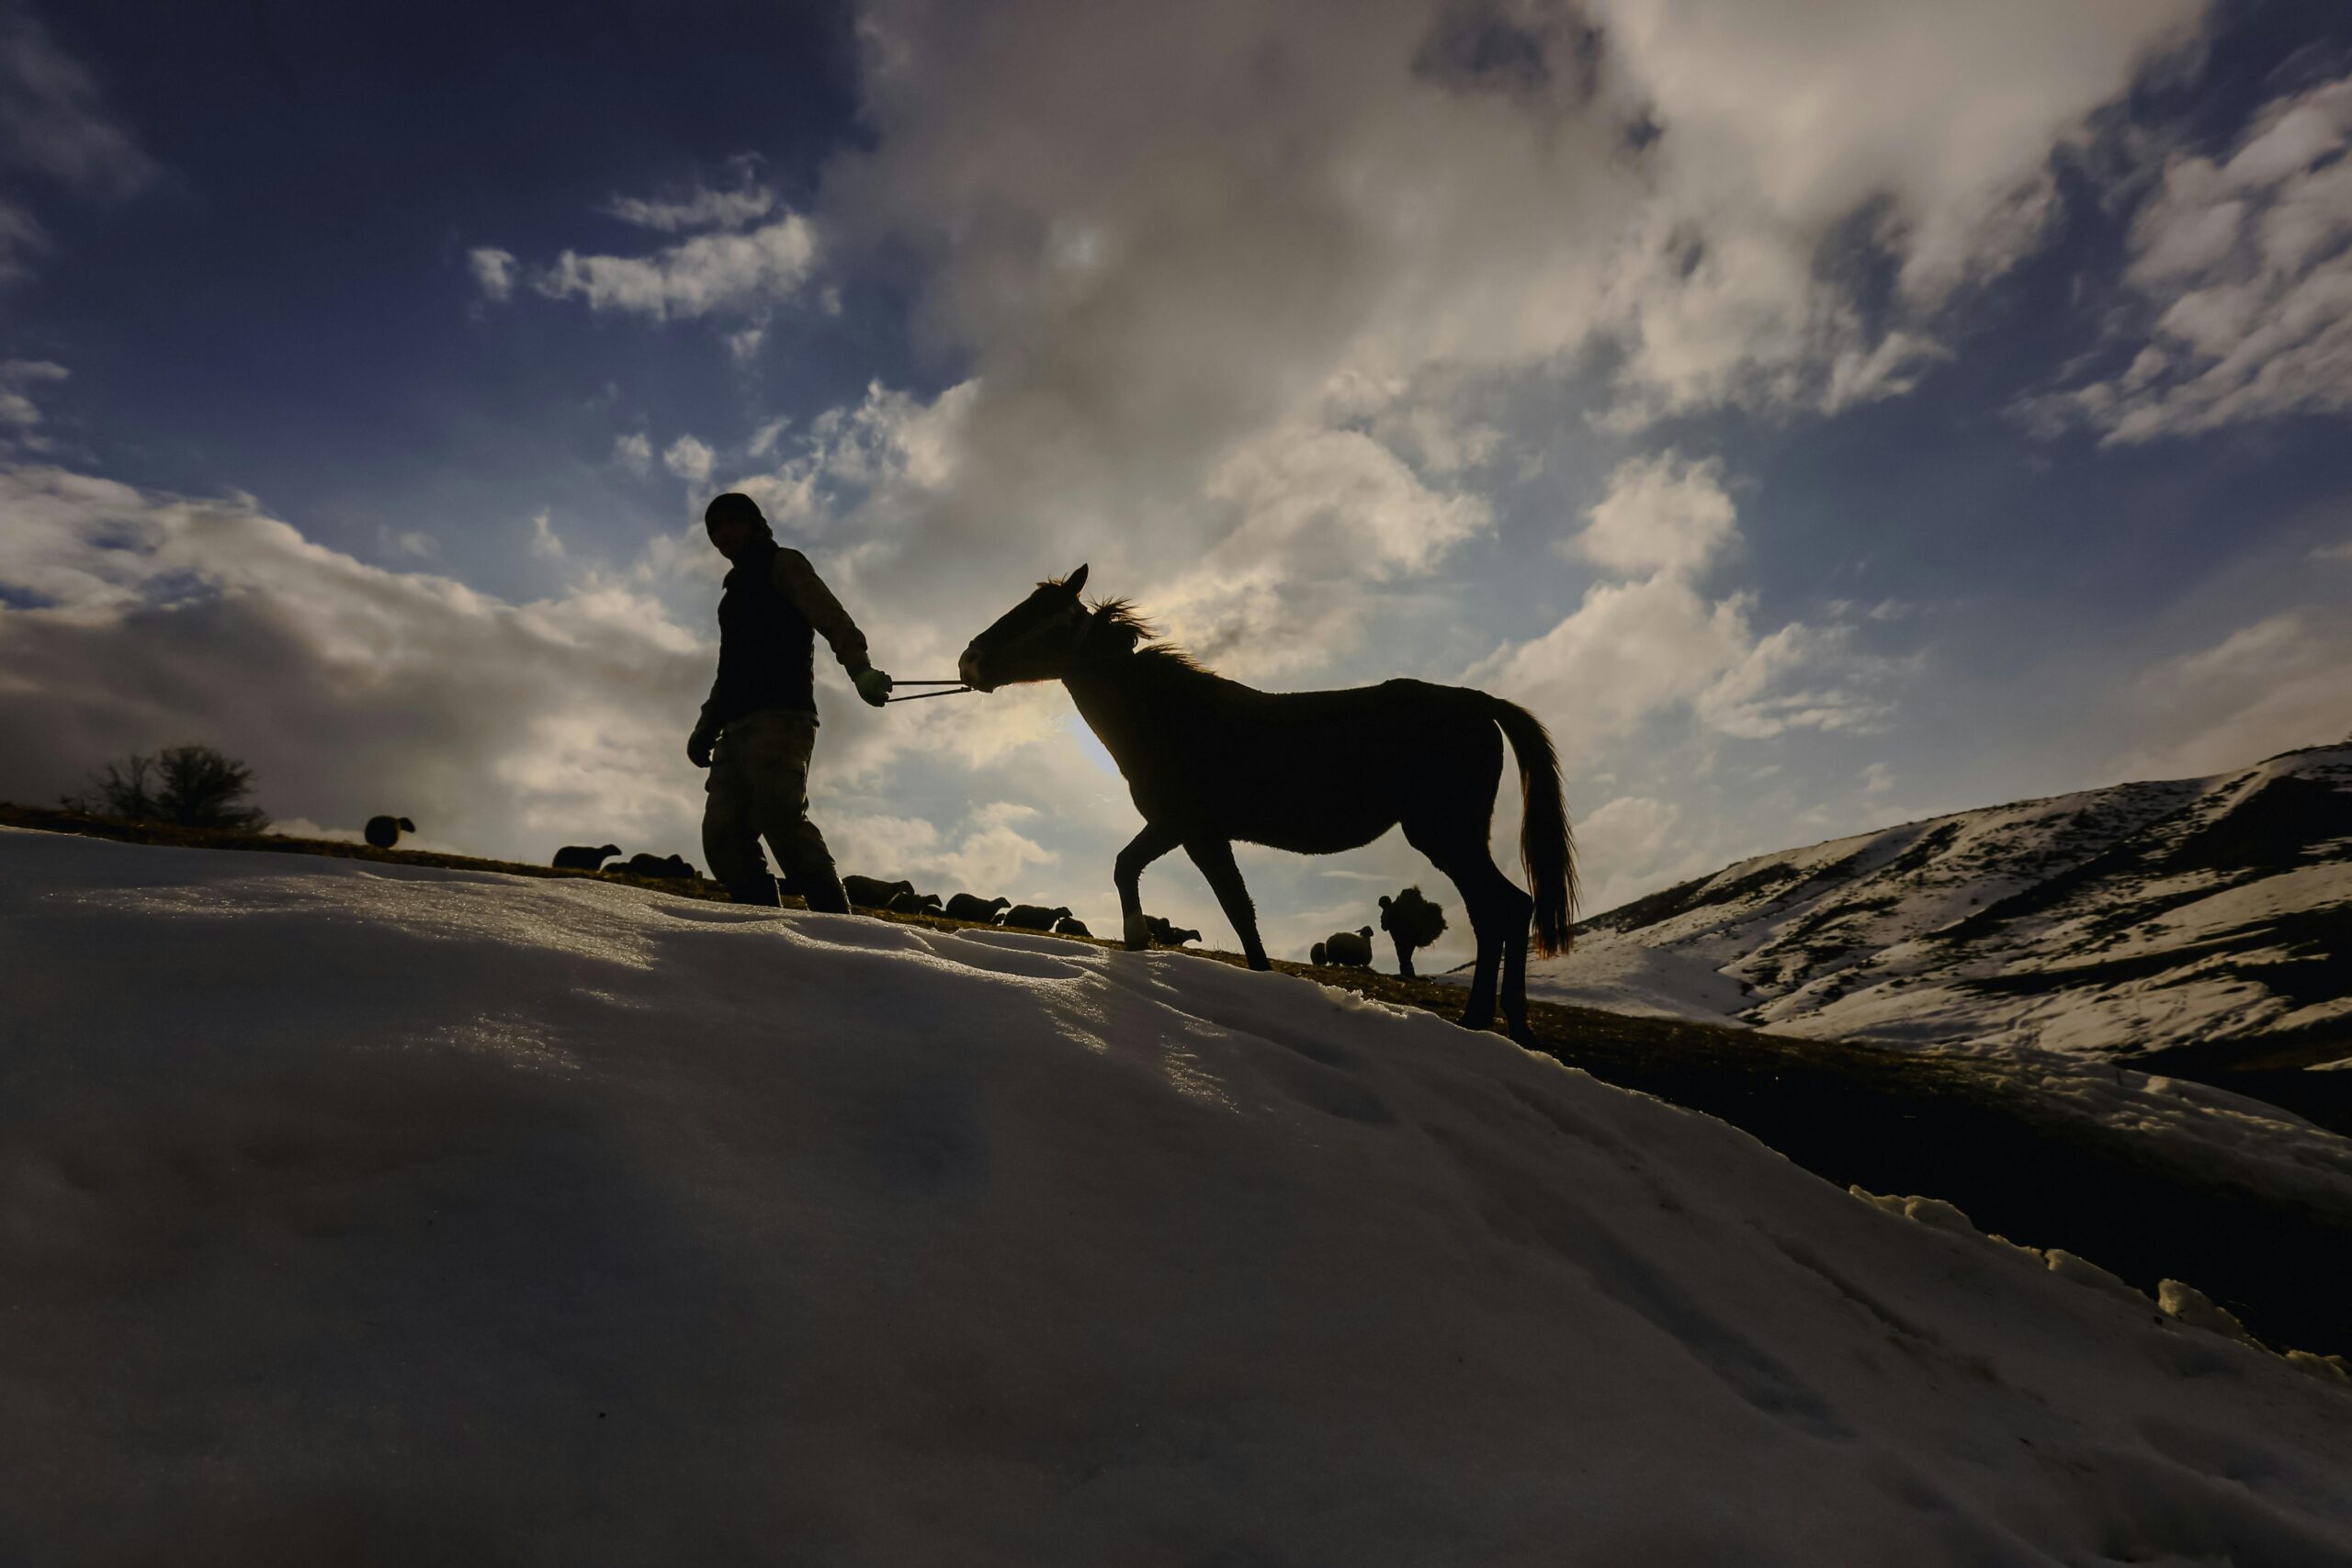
[957,646,995,693]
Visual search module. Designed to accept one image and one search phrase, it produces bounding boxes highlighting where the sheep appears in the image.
[842,875,916,910]
[1311,926,1375,968]
[1054,915,1093,938]
[888,889,945,916]
[1377,886,1449,979]
[363,815,415,850]
[625,852,697,880]
[1000,903,1071,931]
[553,843,621,871]
[944,894,1011,923]
[1144,915,1202,948]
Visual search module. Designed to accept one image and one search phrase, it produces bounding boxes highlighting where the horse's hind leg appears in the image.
[1410,824,1534,1042]
[1185,836,1270,971]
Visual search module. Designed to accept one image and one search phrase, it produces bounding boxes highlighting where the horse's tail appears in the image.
[1487,696,1577,958]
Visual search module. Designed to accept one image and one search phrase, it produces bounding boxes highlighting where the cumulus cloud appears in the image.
[454,0,2197,743]
[2024,70,2352,443]
[527,509,566,560]
[726,0,2194,748]
[468,246,516,302]
[1481,451,1889,747]
[662,434,715,486]
[832,0,2199,449]
[1573,452,1737,577]
[2109,610,2352,779]
[612,432,653,475]
[0,465,716,857]
[715,379,971,543]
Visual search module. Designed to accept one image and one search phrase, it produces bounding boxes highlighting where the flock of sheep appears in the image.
[838,876,1205,946]
[367,817,702,881]
[826,874,1450,976]
[359,814,1447,973]
[550,842,699,880]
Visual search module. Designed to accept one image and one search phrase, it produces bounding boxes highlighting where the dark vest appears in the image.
[709,541,816,724]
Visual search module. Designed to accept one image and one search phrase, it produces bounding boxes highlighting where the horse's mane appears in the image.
[1091,596,1204,672]
[1035,576,1206,671]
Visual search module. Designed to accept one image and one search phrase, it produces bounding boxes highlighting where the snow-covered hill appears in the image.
[1523,741,2352,1066]
[4,826,2350,1562]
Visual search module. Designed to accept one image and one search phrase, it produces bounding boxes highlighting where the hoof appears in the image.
[1122,911,1153,952]
[1506,1021,1538,1048]
[1247,956,1272,973]
[1456,1010,1495,1033]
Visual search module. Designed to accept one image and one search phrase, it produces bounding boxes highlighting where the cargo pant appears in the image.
[701,707,848,911]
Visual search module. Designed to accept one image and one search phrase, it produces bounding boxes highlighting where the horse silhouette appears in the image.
[958,567,1575,1042]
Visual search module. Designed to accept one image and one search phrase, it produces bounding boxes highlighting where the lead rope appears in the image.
[885,679,974,704]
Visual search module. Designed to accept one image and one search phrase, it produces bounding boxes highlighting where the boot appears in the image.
[799,867,851,915]
[726,876,781,908]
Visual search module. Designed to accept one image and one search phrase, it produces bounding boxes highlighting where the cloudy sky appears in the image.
[4,0,2349,966]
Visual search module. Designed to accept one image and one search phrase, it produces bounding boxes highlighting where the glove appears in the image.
[854,667,894,708]
[687,724,717,769]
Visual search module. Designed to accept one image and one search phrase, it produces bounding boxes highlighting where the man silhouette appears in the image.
[690,491,891,911]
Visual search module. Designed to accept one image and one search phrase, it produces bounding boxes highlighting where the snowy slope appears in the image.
[1518,742,2352,1066]
[4,827,2350,1565]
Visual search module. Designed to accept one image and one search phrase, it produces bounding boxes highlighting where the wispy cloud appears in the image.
[2021,71,2352,443]
[2111,610,2352,778]
[599,162,776,232]
[0,3,155,282]
[0,356,66,446]
[530,217,818,321]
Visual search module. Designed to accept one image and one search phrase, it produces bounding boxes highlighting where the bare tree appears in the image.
[62,745,270,831]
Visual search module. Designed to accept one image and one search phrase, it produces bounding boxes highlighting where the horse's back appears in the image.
[1140,676,1502,852]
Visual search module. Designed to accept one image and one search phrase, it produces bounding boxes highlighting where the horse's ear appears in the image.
[1064,564,1089,596]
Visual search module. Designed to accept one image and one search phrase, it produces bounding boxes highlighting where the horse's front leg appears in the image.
[1185,837,1270,971]
[1115,820,1182,949]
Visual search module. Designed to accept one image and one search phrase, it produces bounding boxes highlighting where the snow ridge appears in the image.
[4,826,2350,1561]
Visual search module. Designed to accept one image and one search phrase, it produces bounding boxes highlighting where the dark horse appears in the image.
[958,567,1576,1043]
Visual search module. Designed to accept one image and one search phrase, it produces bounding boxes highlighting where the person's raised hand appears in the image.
[854,667,894,708]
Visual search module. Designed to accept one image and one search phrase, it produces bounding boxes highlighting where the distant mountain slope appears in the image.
[1530,741,2352,1067]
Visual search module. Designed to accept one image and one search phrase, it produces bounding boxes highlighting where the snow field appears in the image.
[3,827,2350,1565]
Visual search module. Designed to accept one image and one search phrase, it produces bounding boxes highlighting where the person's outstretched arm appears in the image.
[772,547,890,705]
